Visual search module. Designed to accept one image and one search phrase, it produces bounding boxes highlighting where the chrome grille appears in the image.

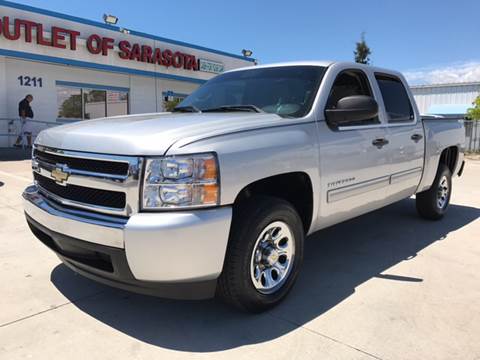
[34,172,126,209]
[33,149,129,176]
[32,145,142,216]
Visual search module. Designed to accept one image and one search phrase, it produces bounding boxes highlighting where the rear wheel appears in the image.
[217,196,304,312]
[416,164,452,220]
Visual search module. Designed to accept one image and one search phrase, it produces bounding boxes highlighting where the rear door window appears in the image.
[375,74,414,123]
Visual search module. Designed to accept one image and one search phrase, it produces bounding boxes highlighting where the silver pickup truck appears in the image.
[23,61,465,312]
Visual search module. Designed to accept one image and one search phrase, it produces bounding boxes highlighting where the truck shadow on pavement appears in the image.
[50,198,479,352]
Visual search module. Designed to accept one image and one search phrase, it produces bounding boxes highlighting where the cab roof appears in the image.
[224,60,404,79]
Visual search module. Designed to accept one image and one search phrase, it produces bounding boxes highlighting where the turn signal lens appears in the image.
[196,157,217,181]
[194,183,219,205]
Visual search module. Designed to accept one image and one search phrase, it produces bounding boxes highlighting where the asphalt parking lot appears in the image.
[0,159,479,360]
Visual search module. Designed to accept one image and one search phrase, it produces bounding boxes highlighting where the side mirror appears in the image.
[325,95,378,125]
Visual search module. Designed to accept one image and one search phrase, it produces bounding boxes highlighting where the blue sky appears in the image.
[10,0,480,84]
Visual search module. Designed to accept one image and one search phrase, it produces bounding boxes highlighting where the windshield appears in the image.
[178,66,326,118]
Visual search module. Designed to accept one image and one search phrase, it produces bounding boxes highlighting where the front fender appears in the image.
[166,121,321,231]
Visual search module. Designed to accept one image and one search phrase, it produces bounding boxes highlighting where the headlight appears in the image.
[142,153,219,209]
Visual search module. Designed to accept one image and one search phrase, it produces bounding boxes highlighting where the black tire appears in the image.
[217,196,304,313]
[416,164,452,220]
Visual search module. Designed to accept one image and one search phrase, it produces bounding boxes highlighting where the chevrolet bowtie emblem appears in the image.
[51,167,69,184]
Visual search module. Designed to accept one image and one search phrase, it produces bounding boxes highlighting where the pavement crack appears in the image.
[267,312,384,360]
[0,290,106,328]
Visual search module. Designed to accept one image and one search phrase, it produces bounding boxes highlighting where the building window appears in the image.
[162,91,189,112]
[56,83,129,120]
[107,91,129,117]
[57,87,82,119]
[84,89,106,119]
[163,90,189,103]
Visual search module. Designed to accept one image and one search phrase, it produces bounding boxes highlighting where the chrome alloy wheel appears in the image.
[250,221,295,294]
[437,175,449,209]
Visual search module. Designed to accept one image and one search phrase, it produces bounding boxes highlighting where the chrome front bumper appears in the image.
[23,185,233,284]
[23,185,126,248]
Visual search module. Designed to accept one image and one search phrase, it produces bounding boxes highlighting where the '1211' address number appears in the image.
[18,76,43,87]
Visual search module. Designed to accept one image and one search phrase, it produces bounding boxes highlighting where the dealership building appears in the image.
[0,1,255,147]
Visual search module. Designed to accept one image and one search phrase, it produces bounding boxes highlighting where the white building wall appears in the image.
[129,75,156,114]
[0,2,254,147]
[2,58,132,140]
[0,56,7,146]
[0,57,5,116]
[0,3,253,85]
[411,83,480,114]
[0,58,204,147]
[3,59,203,122]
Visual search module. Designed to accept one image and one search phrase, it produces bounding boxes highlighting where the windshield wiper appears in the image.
[172,105,201,113]
[202,105,264,113]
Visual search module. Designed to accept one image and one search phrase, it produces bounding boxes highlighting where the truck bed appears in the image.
[417,117,465,193]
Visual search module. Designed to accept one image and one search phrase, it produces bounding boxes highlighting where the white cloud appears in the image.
[404,61,480,85]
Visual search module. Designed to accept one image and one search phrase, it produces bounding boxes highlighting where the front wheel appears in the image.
[416,164,452,220]
[217,196,304,312]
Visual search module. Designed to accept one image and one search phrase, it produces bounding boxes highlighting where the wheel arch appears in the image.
[232,172,314,234]
[438,146,459,174]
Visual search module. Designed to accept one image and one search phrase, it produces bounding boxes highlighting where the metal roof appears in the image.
[410,81,480,89]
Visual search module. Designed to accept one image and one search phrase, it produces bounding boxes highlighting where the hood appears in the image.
[35,112,284,156]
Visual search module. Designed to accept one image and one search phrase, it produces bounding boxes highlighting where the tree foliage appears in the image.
[354,32,371,65]
[163,98,182,112]
[59,94,82,119]
[466,95,480,120]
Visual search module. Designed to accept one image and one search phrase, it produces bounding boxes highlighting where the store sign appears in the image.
[198,59,224,74]
[0,15,203,72]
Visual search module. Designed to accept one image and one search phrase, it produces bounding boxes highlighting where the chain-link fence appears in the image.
[465,120,480,152]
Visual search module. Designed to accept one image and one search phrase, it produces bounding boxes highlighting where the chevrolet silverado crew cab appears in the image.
[23,61,465,312]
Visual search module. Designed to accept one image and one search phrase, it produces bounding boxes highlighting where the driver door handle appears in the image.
[372,138,389,149]
[411,134,423,142]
